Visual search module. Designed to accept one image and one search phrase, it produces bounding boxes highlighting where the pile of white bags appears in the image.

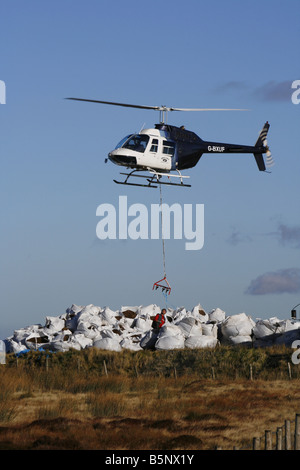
[4,303,300,353]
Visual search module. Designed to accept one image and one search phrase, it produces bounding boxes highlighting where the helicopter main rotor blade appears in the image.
[169,107,249,111]
[66,98,249,112]
[65,97,161,111]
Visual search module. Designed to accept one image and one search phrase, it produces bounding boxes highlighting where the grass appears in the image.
[0,345,300,449]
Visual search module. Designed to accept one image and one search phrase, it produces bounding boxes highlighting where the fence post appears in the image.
[249,364,253,381]
[103,360,108,376]
[288,362,292,379]
[211,367,215,379]
[276,427,283,450]
[253,437,260,450]
[265,430,272,450]
[294,414,300,450]
[285,420,291,450]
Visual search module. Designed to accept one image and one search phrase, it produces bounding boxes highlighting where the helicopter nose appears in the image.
[108,151,137,167]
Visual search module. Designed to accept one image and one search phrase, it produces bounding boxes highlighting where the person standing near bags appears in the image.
[152,309,166,331]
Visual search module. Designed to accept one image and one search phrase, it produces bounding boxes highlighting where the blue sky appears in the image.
[1,0,299,339]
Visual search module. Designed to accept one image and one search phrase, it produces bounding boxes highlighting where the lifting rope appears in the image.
[152,182,171,297]
[160,183,166,279]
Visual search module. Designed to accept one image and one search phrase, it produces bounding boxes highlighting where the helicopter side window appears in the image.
[123,135,149,153]
[163,141,175,156]
[150,138,159,152]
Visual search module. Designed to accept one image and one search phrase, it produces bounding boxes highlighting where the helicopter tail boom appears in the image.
[202,121,272,172]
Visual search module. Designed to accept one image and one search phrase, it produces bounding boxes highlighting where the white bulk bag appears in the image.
[201,323,218,338]
[221,313,254,338]
[66,304,84,315]
[5,339,27,354]
[140,330,158,349]
[121,306,139,314]
[225,335,253,346]
[65,315,78,332]
[44,316,65,333]
[185,335,218,349]
[101,307,118,325]
[51,340,72,352]
[78,304,101,317]
[253,319,279,339]
[155,334,185,350]
[176,317,198,337]
[208,308,226,323]
[133,316,152,332]
[100,328,118,339]
[191,304,208,322]
[13,325,43,343]
[172,307,187,323]
[53,329,72,340]
[137,304,161,316]
[158,324,182,338]
[71,334,93,349]
[13,328,31,343]
[76,321,100,339]
[93,337,122,352]
[25,332,50,350]
[120,337,142,351]
[277,319,300,333]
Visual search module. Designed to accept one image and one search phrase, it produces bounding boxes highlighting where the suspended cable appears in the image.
[160,183,166,278]
[152,181,171,296]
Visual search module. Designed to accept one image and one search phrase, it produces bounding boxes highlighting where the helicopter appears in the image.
[66,98,273,188]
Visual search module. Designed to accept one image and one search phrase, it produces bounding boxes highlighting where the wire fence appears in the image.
[5,347,300,384]
[217,413,300,450]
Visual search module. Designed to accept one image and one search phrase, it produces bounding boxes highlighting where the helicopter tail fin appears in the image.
[255,121,270,148]
[253,121,273,171]
[253,153,266,171]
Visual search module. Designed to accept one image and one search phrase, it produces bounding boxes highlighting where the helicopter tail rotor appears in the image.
[253,121,274,171]
[263,139,274,169]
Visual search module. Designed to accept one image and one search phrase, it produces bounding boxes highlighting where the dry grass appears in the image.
[1,347,300,450]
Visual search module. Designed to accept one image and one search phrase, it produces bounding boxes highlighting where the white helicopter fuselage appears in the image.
[66,97,272,188]
[108,128,176,172]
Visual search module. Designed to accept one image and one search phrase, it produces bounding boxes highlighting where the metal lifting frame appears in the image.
[152,276,171,295]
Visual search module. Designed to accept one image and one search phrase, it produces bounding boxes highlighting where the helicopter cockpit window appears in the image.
[163,141,175,156]
[115,134,133,149]
[122,135,149,153]
[150,138,158,152]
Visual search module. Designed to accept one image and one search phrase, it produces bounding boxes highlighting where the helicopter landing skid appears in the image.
[114,170,157,188]
[113,169,191,188]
